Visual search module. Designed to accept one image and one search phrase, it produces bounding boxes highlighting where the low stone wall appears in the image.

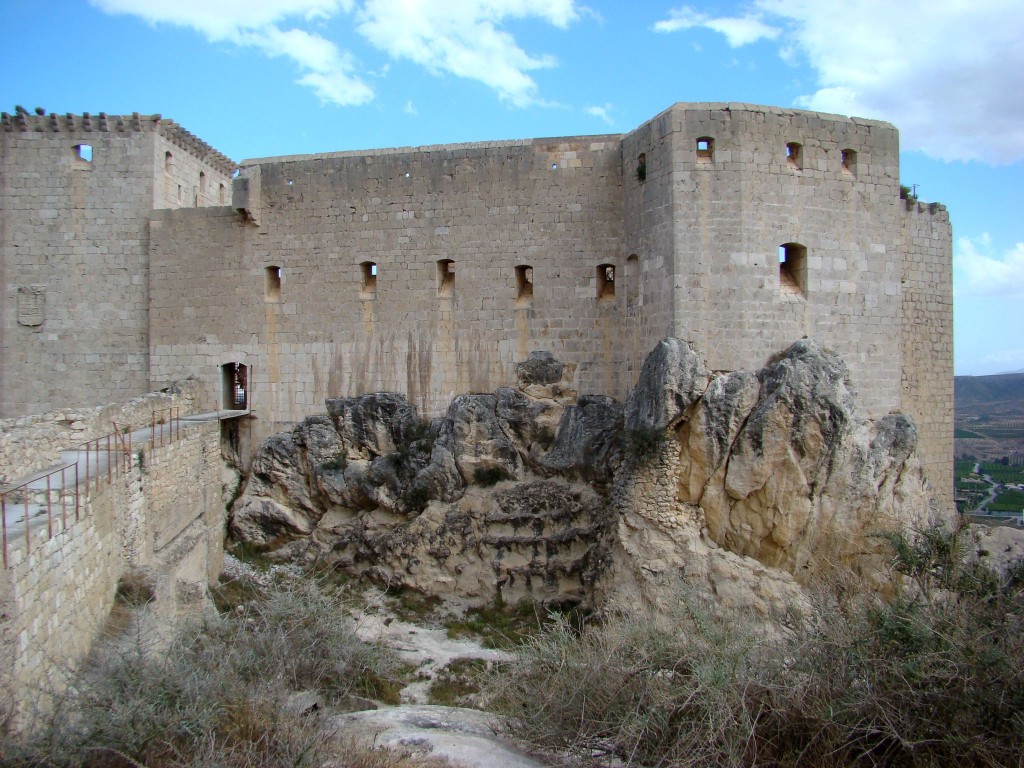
[0,415,224,733]
[0,380,200,485]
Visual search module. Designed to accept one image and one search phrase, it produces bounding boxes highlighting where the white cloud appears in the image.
[585,103,614,126]
[404,100,418,115]
[91,0,583,109]
[356,0,580,107]
[654,6,779,47]
[91,0,372,106]
[979,347,1024,373]
[954,233,1024,299]
[654,0,1024,164]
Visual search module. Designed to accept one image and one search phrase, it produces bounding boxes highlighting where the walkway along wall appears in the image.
[0,414,225,733]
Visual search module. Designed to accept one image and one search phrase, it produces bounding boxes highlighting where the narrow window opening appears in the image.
[779,243,807,296]
[265,265,282,301]
[164,151,173,172]
[361,261,378,297]
[74,144,92,164]
[221,363,248,410]
[637,153,647,182]
[177,184,182,201]
[696,137,714,161]
[551,163,558,170]
[437,259,455,296]
[597,264,615,300]
[841,148,857,174]
[199,171,207,194]
[625,254,640,307]
[219,183,226,204]
[786,142,802,169]
[515,265,534,306]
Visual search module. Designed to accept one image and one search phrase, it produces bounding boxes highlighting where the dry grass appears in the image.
[0,581,410,767]
[486,521,1024,767]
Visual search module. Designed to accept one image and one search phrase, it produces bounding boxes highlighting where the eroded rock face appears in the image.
[230,338,943,615]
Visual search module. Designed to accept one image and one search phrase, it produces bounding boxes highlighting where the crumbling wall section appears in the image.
[901,199,954,510]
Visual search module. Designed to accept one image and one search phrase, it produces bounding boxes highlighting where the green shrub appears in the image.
[625,424,665,462]
[321,453,347,472]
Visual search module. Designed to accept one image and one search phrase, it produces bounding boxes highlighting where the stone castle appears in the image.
[0,102,953,504]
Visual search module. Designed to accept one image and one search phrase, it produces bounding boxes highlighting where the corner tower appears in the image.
[0,110,234,417]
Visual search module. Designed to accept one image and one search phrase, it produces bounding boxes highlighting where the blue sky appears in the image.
[2,0,1022,376]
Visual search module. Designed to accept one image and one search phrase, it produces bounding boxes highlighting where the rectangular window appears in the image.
[516,265,533,306]
[265,266,282,301]
[597,264,615,300]
[361,261,377,297]
[437,259,454,296]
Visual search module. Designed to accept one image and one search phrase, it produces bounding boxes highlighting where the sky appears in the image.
[1,0,1022,376]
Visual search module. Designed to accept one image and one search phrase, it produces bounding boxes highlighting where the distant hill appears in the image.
[955,372,1024,419]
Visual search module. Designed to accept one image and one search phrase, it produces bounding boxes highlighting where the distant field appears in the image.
[990,489,1024,513]
[954,460,977,481]
[980,463,1024,484]
[954,428,987,438]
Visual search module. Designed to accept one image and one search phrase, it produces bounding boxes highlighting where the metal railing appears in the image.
[1,463,80,568]
[80,429,133,497]
[149,405,181,447]
[1,427,135,567]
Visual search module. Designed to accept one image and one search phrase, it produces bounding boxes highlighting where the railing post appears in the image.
[46,473,53,538]
[75,462,80,522]
[60,465,67,531]
[2,494,7,568]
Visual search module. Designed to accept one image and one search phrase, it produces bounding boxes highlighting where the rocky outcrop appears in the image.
[230,339,944,615]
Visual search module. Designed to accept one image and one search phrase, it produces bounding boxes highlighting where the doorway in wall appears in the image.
[222,363,248,410]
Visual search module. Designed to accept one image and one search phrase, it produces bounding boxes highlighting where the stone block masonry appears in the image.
[0,400,225,732]
[1,102,954,506]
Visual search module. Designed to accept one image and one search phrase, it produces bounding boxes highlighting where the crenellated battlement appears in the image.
[0,110,237,176]
[903,198,949,217]
[157,119,236,176]
[1,110,150,134]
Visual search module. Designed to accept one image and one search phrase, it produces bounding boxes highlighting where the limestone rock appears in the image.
[229,339,945,620]
[326,393,418,459]
[440,394,522,485]
[625,337,711,432]
[541,395,623,484]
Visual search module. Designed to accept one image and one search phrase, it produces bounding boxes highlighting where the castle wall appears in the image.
[149,138,626,435]
[901,200,954,509]
[153,124,234,210]
[650,104,904,418]
[0,113,234,419]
